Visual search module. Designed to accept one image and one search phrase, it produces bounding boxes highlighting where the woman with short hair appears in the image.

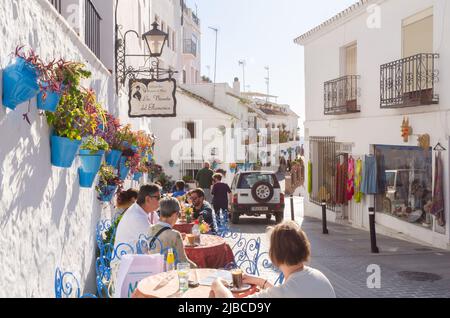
[210,221,336,298]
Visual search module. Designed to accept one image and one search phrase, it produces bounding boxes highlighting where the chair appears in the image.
[55,268,97,298]
[113,254,165,298]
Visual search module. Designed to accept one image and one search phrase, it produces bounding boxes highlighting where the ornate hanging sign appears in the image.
[128,78,177,118]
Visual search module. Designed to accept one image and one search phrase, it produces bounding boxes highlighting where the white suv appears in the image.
[230,171,285,224]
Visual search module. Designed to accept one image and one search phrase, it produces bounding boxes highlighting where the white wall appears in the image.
[301,0,450,249]
[151,90,234,184]
[0,0,117,297]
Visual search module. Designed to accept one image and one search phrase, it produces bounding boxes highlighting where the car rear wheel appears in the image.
[266,214,272,223]
[275,213,284,224]
[232,212,240,224]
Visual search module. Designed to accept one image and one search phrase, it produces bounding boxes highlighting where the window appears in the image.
[172,31,176,51]
[402,8,433,57]
[309,137,338,211]
[238,174,280,189]
[167,26,171,49]
[185,122,196,139]
[345,43,357,76]
[374,145,433,229]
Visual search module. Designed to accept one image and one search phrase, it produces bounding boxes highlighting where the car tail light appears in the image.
[233,194,238,204]
[280,193,285,204]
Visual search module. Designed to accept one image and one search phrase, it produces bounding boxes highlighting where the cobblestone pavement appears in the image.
[225,197,450,298]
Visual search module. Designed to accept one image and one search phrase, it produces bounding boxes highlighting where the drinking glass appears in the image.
[177,263,191,293]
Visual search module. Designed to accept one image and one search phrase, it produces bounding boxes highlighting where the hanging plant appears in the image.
[96,164,124,202]
[2,46,44,111]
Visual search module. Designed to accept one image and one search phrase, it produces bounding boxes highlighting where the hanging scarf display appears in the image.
[354,158,363,203]
[308,161,312,194]
[336,158,348,205]
[361,155,378,195]
[347,157,355,201]
[431,152,445,226]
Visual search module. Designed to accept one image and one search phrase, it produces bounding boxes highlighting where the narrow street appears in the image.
[229,196,450,298]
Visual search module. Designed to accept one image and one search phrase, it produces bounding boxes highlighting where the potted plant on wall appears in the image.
[96,164,123,202]
[2,46,44,110]
[46,84,97,168]
[100,114,123,168]
[38,61,91,113]
[78,136,109,188]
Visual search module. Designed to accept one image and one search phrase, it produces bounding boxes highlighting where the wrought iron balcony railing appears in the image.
[380,53,439,108]
[183,39,197,57]
[324,75,360,115]
[48,0,62,14]
[192,12,200,26]
[85,0,102,59]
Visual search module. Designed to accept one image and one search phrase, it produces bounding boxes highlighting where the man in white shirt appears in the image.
[113,184,161,260]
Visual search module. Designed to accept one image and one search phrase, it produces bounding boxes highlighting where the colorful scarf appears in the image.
[431,152,445,226]
[347,157,355,201]
[354,159,363,203]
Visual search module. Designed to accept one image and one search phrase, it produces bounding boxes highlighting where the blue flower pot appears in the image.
[105,149,122,168]
[2,58,40,110]
[37,84,63,112]
[119,157,130,180]
[148,154,153,162]
[133,172,143,181]
[51,135,82,168]
[78,168,97,188]
[79,150,105,173]
[99,185,117,202]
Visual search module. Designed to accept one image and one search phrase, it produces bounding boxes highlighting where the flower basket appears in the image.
[2,57,40,110]
[105,149,122,168]
[37,83,64,112]
[133,172,143,181]
[78,168,97,188]
[98,185,118,202]
[79,149,105,173]
[119,156,130,180]
[50,135,82,168]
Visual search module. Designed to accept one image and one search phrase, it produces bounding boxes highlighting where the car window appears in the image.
[238,174,279,189]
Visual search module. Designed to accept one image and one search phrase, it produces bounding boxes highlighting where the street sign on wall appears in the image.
[128,78,177,118]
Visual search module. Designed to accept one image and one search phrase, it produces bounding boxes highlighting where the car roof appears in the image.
[236,171,276,175]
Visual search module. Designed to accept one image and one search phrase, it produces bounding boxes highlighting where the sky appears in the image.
[186,0,357,122]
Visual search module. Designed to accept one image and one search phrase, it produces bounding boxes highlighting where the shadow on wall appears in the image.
[0,102,54,226]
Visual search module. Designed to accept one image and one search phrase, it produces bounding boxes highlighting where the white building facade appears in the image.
[296,0,450,249]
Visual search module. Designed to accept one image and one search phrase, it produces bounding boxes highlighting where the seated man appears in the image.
[190,188,215,233]
[149,197,198,269]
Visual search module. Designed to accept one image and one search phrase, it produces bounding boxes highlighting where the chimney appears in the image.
[233,77,241,95]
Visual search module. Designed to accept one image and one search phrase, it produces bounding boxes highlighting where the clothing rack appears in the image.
[433,142,446,151]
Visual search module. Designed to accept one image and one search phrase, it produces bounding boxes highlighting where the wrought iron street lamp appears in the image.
[142,22,168,58]
[115,19,176,90]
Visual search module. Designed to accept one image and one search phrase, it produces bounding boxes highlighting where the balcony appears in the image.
[380,53,439,108]
[192,12,200,26]
[85,0,102,59]
[183,39,197,57]
[324,75,360,115]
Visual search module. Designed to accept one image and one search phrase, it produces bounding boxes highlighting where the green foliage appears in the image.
[183,175,194,183]
[46,64,96,141]
[80,136,110,154]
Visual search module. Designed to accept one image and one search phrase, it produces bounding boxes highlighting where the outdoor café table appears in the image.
[132,269,259,298]
[173,222,194,234]
[184,234,235,269]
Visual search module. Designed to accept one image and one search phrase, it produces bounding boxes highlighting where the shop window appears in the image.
[374,145,433,229]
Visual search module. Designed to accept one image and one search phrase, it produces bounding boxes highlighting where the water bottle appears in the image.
[166,248,175,272]
[192,222,200,245]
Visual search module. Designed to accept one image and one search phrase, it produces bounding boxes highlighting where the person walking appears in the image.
[211,173,231,220]
[195,162,214,203]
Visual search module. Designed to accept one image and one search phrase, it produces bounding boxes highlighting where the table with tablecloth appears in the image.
[173,222,195,234]
[132,269,259,298]
[184,234,235,269]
